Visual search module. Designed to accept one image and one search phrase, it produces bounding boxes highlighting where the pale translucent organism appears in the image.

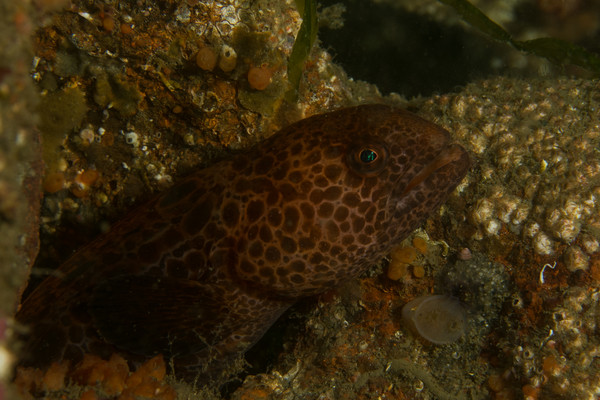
[402,294,466,344]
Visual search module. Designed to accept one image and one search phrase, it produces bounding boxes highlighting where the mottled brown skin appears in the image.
[16,104,469,376]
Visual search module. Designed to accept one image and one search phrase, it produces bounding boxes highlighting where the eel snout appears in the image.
[401,144,470,196]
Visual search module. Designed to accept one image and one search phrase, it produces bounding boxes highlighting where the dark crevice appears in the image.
[318,0,508,97]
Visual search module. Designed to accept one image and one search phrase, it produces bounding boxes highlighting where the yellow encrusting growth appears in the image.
[15,354,177,400]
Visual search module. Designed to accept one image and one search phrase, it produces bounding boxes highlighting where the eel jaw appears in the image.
[400,144,468,197]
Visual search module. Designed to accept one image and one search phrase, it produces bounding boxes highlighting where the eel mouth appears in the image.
[400,144,469,196]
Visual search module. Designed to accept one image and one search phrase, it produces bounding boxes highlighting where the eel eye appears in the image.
[359,148,378,163]
[347,138,389,176]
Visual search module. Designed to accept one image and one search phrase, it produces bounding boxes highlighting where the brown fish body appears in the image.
[16,104,469,375]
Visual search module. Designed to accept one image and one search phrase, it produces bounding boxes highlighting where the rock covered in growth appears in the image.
[417,76,600,399]
[233,77,600,400]
[420,77,600,269]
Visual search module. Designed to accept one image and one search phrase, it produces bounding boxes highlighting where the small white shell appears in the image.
[218,45,237,72]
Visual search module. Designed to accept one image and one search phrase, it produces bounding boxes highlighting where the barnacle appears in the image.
[218,45,237,72]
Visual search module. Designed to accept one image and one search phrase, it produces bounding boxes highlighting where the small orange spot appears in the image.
[120,23,133,35]
[522,384,539,399]
[103,354,129,395]
[412,236,428,254]
[70,187,87,198]
[14,366,43,396]
[76,169,100,186]
[141,355,166,381]
[387,262,408,281]
[377,320,397,337]
[412,265,425,278]
[542,354,562,376]
[102,16,115,32]
[71,169,100,198]
[134,35,152,48]
[495,388,515,400]
[157,385,177,400]
[79,389,98,400]
[391,246,417,264]
[72,354,108,385]
[131,380,156,397]
[102,131,115,146]
[43,171,65,193]
[248,65,273,90]
[238,388,271,400]
[213,79,237,102]
[127,355,166,388]
[487,374,504,392]
[196,46,218,71]
[42,361,69,391]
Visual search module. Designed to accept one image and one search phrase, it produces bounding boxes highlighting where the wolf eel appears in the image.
[16,104,470,376]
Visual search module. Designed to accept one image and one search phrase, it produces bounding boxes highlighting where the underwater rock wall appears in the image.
[2,0,600,399]
[233,76,600,400]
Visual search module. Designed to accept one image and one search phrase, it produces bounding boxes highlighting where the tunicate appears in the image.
[401,294,466,344]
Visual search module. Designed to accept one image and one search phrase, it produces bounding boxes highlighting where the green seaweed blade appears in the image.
[437,0,510,43]
[286,0,318,102]
[438,0,600,75]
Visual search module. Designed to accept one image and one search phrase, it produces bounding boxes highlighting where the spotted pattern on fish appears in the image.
[16,104,470,376]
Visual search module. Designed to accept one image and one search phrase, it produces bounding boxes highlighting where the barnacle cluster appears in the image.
[539,286,600,398]
[420,77,600,272]
[492,286,600,399]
